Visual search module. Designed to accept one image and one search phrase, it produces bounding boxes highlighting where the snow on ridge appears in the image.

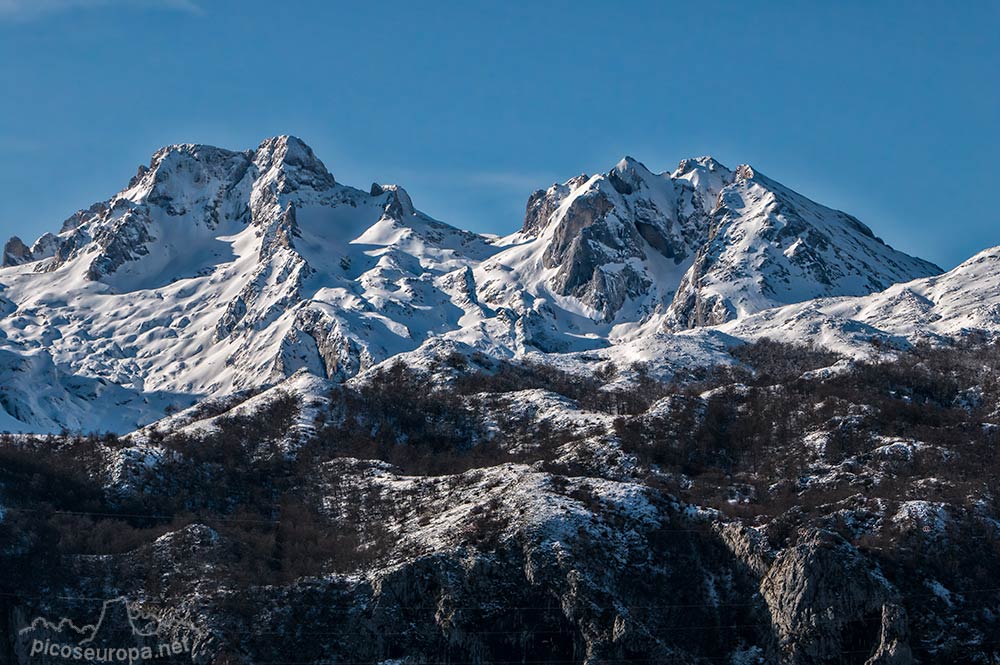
[717,245,1000,356]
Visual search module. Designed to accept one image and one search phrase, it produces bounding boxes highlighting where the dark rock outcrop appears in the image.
[760,530,903,664]
[1,237,32,267]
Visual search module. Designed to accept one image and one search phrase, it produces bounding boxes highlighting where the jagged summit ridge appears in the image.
[479,154,934,349]
[493,154,734,337]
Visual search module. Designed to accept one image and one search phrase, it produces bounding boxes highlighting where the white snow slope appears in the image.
[717,245,1000,354]
[0,136,973,433]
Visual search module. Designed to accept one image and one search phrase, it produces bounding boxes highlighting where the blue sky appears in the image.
[1,1,997,269]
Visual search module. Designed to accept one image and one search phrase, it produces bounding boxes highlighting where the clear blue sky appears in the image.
[1,1,997,269]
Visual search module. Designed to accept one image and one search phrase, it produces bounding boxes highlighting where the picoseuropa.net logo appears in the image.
[17,597,204,664]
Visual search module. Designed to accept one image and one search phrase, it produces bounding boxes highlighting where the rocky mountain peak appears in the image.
[734,163,756,181]
[664,163,942,329]
[674,155,728,175]
[521,182,574,237]
[607,156,657,195]
[1,236,32,267]
[148,142,244,170]
[378,184,416,219]
[60,201,108,233]
[483,152,939,341]
[112,142,255,224]
[29,232,59,260]
[614,155,648,171]
[497,156,737,324]
[672,156,734,200]
[252,135,336,190]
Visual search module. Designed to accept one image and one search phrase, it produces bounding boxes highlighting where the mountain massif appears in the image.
[0,136,945,433]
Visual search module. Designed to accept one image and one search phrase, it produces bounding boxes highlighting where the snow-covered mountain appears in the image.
[665,164,941,328]
[0,136,499,431]
[469,156,730,351]
[0,137,952,432]
[470,156,939,353]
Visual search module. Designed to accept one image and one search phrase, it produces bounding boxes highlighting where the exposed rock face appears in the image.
[288,307,369,379]
[522,157,725,321]
[85,208,156,281]
[490,156,730,324]
[0,294,13,317]
[716,521,776,577]
[542,188,647,318]
[141,143,254,222]
[760,530,902,664]
[0,236,31,267]
[59,201,108,233]
[867,604,913,665]
[522,174,587,237]
[253,134,336,194]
